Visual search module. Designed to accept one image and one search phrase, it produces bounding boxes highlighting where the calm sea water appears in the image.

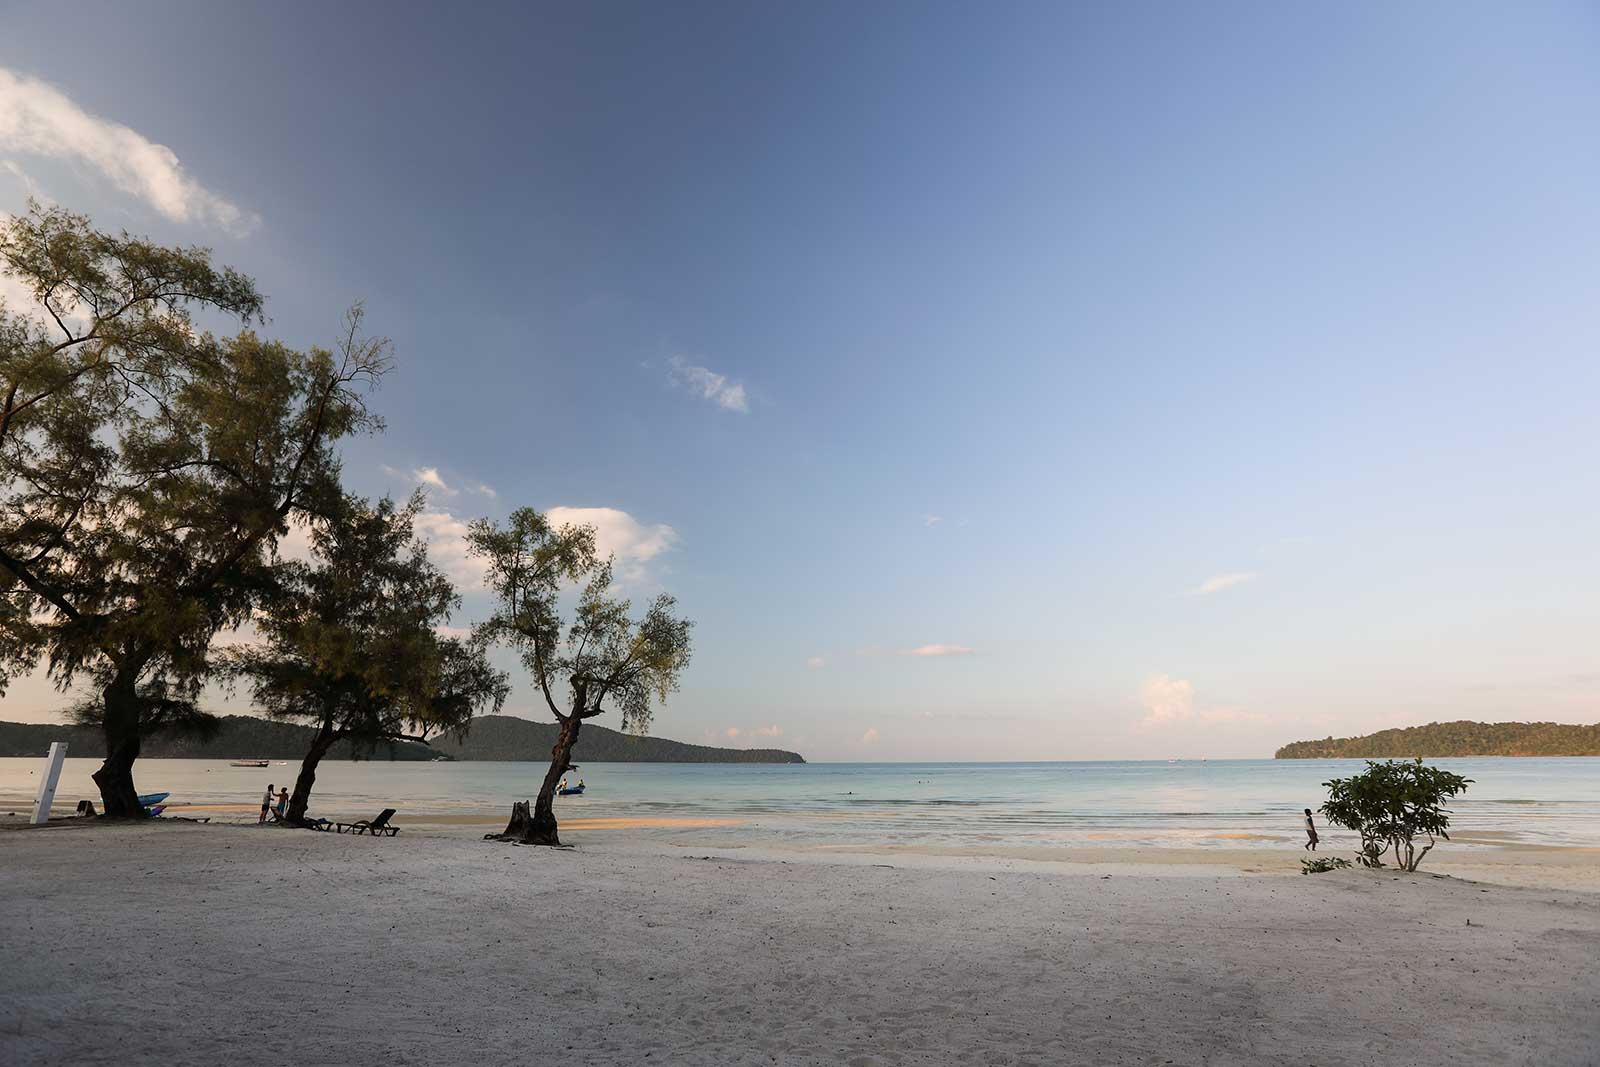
[3,756,1597,850]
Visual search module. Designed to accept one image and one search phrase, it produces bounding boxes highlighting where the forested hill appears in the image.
[0,714,805,764]
[1275,720,1600,758]
[425,715,805,763]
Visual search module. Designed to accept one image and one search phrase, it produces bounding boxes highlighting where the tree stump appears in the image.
[483,800,563,846]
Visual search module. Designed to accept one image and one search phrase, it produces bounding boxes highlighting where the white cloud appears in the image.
[0,67,258,236]
[415,510,488,587]
[1190,572,1257,596]
[1139,674,1195,726]
[754,724,783,738]
[924,515,943,527]
[413,466,457,497]
[805,656,827,670]
[860,727,880,745]
[904,644,975,658]
[546,506,678,578]
[1138,674,1264,729]
[471,482,498,499]
[668,356,749,413]
[725,727,741,739]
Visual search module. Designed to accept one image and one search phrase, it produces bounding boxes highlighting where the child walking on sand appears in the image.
[1303,808,1319,851]
[260,784,274,825]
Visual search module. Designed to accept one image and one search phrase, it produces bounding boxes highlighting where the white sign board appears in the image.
[31,741,67,825]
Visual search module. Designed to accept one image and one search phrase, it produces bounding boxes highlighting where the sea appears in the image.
[3,755,1598,852]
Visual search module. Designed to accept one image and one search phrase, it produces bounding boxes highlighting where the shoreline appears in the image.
[7,812,1598,893]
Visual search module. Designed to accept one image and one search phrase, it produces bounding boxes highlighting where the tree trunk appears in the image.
[489,716,580,846]
[92,673,144,818]
[287,723,339,824]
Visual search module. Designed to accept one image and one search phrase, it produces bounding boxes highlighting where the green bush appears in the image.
[1321,758,1472,872]
[1301,856,1352,875]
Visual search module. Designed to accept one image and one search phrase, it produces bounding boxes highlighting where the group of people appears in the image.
[259,784,289,824]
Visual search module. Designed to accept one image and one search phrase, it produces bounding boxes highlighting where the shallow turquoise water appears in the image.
[4,755,1597,850]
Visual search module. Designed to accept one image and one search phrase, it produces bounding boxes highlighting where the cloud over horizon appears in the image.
[0,67,258,235]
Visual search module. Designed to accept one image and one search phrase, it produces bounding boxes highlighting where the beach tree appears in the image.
[228,493,508,822]
[0,203,387,816]
[1320,758,1472,872]
[468,507,692,846]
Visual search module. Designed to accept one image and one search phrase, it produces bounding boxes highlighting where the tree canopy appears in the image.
[228,493,508,821]
[0,202,387,815]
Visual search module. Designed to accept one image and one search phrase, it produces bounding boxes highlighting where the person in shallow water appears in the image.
[1303,808,1319,851]
[259,784,274,825]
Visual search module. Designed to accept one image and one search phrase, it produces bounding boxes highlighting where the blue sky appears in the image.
[2,2,1599,759]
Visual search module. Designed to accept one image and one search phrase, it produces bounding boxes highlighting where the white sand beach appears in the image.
[3,820,1597,1066]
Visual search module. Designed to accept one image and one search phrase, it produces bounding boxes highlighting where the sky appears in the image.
[2,1,1599,760]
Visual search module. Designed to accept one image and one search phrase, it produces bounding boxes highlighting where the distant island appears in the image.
[1275,720,1600,759]
[0,714,805,764]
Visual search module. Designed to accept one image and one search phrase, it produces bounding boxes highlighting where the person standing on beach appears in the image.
[260,784,274,825]
[1303,808,1319,851]
[276,787,289,820]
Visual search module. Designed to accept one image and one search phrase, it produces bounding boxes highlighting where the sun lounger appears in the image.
[336,808,399,836]
[304,817,333,832]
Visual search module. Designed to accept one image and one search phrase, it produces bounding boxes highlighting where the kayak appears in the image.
[137,792,170,806]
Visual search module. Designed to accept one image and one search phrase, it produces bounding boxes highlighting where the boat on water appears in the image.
[229,759,270,768]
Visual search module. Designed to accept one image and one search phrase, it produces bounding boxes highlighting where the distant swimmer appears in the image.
[1303,808,1319,852]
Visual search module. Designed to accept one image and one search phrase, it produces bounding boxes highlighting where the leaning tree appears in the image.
[469,507,692,845]
[228,493,508,823]
[0,203,387,815]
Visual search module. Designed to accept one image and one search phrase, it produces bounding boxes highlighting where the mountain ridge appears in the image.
[0,714,805,764]
[1275,720,1600,758]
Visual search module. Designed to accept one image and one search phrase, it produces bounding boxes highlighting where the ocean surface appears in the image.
[4,755,1599,851]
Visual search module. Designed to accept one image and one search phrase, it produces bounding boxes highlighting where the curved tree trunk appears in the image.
[491,716,580,846]
[287,722,339,824]
[93,673,144,818]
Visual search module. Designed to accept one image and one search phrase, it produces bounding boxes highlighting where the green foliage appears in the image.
[0,203,387,811]
[1276,720,1600,758]
[468,508,693,732]
[227,493,508,751]
[1320,759,1472,872]
[1301,856,1352,875]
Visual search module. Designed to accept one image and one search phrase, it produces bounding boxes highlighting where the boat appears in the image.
[229,759,270,768]
[558,784,585,796]
[136,792,170,806]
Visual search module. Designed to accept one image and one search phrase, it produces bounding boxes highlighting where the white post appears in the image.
[31,741,68,825]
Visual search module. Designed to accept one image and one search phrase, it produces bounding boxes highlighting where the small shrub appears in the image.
[1321,758,1472,872]
[1302,856,1352,875]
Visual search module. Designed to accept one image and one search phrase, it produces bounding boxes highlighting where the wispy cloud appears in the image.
[754,724,783,738]
[904,644,975,658]
[860,727,879,745]
[1189,572,1258,596]
[924,515,943,527]
[0,67,258,236]
[668,356,749,413]
[805,656,827,670]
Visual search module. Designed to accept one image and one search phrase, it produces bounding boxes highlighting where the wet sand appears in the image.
[2,820,1598,1066]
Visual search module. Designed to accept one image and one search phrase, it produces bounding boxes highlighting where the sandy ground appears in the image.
[2,822,1598,1067]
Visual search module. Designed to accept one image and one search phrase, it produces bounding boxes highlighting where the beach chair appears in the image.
[336,808,399,836]
[304,817,333,832]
